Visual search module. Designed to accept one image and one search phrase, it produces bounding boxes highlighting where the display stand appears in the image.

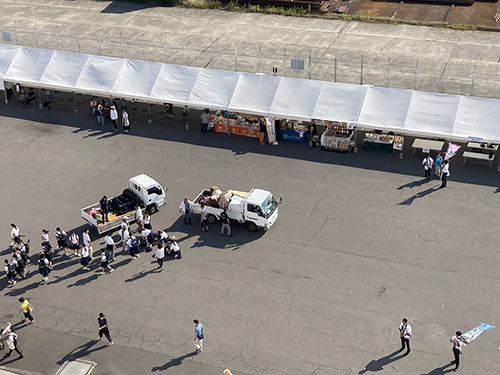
[412,139,444,155]
[363,132,404,153]
[213,113,260,138]
[280,121,309,143]
[462,142,498,169]
[317,121,355,152]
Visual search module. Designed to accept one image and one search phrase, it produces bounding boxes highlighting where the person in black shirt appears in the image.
[97,312,113,345]
[99,195,109,223]
[24,89,35,108]
[220,208,232,237]
[259,119,266,145]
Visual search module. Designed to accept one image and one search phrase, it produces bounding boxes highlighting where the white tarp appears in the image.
[1,44,500,142]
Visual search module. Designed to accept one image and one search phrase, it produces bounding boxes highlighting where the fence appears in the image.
[2,23,500,99]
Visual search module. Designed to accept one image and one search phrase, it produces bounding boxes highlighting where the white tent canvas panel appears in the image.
[454,96,500,142]
[0,44,21,84]
[312,82,367,123]
[188,69,239,110]
[3,47,54,86]
[404,92,460,138]
[150,64,199,106]
[269,78,323,120]
[74,55,125,95]
[357,86,412,131]
[39,50,89,90]
[111,59,162,101]
[228,73,280,116]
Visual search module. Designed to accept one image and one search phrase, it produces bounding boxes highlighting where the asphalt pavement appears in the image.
[0,97,499,375]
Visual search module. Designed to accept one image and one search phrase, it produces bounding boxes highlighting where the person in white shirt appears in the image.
[110,105,118,131]
[10,223,21,244]
[450,331,463,371]
[440,160,450,189]
[82,229,93,258]
[41,229,52,250]
[155,243,165,270]
[166,237,182,259]
[399,318,412,355]
[135,205,143,232]
[81,246,91,270]
[200,203,208,233]
[2,329,23,359]
[69,231,80,257]
[55,227,69,255]
[120,226,131,253]
[200,108,210,134]
[143,212,152,230]
[422,154,434,180]
[104,233,116,261]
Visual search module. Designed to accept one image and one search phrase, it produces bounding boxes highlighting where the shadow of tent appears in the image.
[100,1,152,14]
[151,351,198,372]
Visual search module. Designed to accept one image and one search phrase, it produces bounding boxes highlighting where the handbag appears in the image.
[27,303,33,313]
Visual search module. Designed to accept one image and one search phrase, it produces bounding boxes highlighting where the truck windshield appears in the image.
[262,194,278,218]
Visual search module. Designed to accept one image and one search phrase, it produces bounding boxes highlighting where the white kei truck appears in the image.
[189,188,279,232]
[81,174,167,234]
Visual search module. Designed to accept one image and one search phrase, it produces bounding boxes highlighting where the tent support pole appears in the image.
[471,65,476,96]
[77,28,81,54]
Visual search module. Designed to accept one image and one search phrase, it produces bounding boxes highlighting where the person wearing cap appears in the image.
[99,195,109,223]
[450,331,463,372]
[19,297,34,324]
[110,105,118,131]
[97,312,113,345]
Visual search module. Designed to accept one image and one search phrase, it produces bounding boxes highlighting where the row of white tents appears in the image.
[1,43,499,142]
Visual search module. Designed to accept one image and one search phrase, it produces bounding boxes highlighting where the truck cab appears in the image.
[128,174,166,214]
[241,189,279,232]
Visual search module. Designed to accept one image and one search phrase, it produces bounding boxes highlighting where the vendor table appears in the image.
[214,123,259,138]
[467,142,499,152]
[363,139,393,152]
[463,151,495,169]
[412,139,444,155]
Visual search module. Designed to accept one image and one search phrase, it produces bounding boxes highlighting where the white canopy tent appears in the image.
[1,44,499,142]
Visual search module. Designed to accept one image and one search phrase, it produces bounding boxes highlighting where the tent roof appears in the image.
[1,44,500,142]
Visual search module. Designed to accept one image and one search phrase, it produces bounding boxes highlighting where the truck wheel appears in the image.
[246,222,258,232]
[207,214,217,224]
[147,204,158,215]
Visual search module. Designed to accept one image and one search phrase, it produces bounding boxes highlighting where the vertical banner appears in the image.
[444,143,461,160]
[266,117,276,144]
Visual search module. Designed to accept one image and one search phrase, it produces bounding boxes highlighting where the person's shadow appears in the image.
[151,351,198,371]
[398,179,431,190]
[398,187,439,205]
[421,362,455,374]
[359,350,407,373]
[56,340,107,365]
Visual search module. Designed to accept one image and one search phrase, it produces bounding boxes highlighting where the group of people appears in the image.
[90,97,130,132]
[422,152,450,188]
[6,83,53,109]
[399,318,465,372]
[4,211,183,284]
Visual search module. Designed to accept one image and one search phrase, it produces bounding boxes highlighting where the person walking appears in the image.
[99,195,109,223]
[135,205,144,232]
[220,208,232,237]
[103,101,111,123]
[422,154,434,180]
[97,313,113,345]
[143,212,152,230]
[1,328,23,359]
[43,91,53,110]
[69,231,80,257]
[440,160,450,189]
[82,228,93,259]
[399,318,411,355]
[201,108,210,134]
[99,251,114,275]
[4,259,17,285]
[120,225,131,254]
[193,319,204,353]
[155,243,165,270]
[10,223,21,244]
[434,152,443,177]
[179,198,193,225]
[96,102,105,126]
[55,227,69,255]
[41,229,52,250]
[38,254,50,283]
[450,331,463,372]
[104,233,116,262]
[200,203,209,233]
[110,105,118,131]
[81,246,91,270]
[122,109,130,133]
[19,297,34,324]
